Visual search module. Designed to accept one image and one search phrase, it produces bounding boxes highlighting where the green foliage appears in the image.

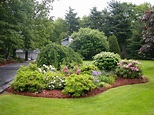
[65,7,79,35]
[80,64,99,75]
[116,59,143,78]
[126,3,151,59]
[92,71,116,87]
[62,74,96,97]
[101,1,135,58]
[93,52,121,71]
[98,75,115,85]
[50,18,69,44]
[70,28,109,59]
[17,63,38,72]
[37,43,82,69]
[108,35,121,55]
[60,64,81,76]
[11,70,44,92]
[89,7,103,31]
[44,72,65,90]
[0,0,54,60]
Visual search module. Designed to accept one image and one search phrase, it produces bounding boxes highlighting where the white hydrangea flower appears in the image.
[38,68,42,73]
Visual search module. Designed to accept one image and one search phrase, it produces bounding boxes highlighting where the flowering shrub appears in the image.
[62,74,96,97]
[61,65,81,76]
[116,60,142,78]
[44,72,65,90]
[93,52,121,71]
[38,64,56,74]
[80,64,99,75]
[92,71,115,87]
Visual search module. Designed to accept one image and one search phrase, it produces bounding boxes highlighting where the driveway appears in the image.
[0,61,30,93]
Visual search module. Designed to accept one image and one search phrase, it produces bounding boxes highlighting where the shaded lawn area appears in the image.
[0,60,154,115]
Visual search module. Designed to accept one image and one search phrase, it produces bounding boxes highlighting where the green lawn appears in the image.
[0,60,154,115]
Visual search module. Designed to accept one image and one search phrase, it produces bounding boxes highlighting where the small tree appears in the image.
[37,43,82,69]
[69,28,109,60]
[108,35,121,55]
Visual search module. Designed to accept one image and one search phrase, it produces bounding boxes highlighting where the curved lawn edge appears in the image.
[6,77,148,98]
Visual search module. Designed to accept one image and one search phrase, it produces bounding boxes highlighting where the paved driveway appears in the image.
[0,61,30,93]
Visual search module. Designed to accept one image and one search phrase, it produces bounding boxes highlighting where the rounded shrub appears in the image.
[62,74,96,97]
[37,43,82,69]
[116,59,143,78]
[80,64,99,75]
[11,70,45,92]
[43,72,65,90]
[69,28,109,60]
[93,52,121,71]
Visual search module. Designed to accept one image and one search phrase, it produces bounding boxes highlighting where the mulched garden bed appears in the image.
[6,77,148,98]
[0,60,15,66]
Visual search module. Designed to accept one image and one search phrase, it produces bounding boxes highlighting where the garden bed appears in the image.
[6,77,148,98]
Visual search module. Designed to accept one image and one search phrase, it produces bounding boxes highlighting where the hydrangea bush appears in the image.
[93,52,121,71]
[43,72,65,90]
[116,60,143,78]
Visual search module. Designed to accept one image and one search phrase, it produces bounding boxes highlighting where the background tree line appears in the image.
[0,0,154,61]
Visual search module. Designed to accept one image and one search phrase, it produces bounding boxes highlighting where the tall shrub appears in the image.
[108,35,121,55]
[69,28,109,60]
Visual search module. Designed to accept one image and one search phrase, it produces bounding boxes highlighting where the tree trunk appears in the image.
[25,50,28,61]
[12,49,16,58]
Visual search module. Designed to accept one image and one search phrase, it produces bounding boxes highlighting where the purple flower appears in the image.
[92,71,102,76]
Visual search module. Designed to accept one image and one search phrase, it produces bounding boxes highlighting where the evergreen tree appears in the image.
[127,3,150,59]
[89,7,103,31]
[102,1,135,58]
[65,7,79,35]
[108,35,121,55]
[50,18,69,44]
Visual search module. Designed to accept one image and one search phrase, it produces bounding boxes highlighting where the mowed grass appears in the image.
[0,60,154,115]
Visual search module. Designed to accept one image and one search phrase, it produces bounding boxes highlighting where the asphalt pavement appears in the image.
[0,61,30,93]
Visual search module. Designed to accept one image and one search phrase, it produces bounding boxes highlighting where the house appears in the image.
[61,36,73,46]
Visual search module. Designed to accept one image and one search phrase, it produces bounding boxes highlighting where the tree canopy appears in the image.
[69,28,109,60]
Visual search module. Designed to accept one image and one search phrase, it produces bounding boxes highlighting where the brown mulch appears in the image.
[0,60,15,66]
[6,77,148,99]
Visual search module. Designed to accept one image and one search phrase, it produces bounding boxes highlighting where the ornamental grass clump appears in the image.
[116,60,143,78]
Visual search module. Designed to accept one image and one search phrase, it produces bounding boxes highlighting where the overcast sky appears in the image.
[50,0,154,19]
